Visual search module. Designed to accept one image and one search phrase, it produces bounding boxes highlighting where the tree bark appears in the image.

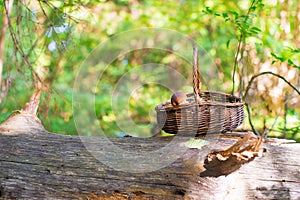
[0,89,45,134]
[0,132,299,200]
[0,0,14,101]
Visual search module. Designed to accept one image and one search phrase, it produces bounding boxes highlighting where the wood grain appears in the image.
[0,132,299,199]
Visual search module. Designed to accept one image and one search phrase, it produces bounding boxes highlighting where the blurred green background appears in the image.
[0,0,299,140]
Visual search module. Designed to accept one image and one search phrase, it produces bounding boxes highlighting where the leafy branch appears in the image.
[229,0,264,96]
[271,47,300,70]
[203,1,300,136]
[203,0,264,96]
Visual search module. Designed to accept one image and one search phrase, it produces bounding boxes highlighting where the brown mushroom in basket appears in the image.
[171,92,187,107]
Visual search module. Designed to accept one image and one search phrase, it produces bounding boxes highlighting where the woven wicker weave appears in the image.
[155,47,244,135]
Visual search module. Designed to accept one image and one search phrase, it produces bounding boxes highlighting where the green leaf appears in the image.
[225,18,232,23]
[288,59,293,65]
[226,39,231,48]
[290,48,300,53]
[204,6,213,14]
[288,59,300,69]
[251,27,262,32]
[229,10,239,17]
[184,138,209,149]
[160,132,175,137]
[270,52,277,58]
[222,12,228,18]
[249,27,261,35]
[271,52,284,61]
[241,22,250,30]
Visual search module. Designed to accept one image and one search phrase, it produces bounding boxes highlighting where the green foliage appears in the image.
[271,48,300,70]
[1,0,299,139]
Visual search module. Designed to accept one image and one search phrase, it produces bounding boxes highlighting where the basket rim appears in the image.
[155,90,244,111]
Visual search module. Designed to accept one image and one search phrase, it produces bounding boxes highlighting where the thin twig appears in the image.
[245,101,259,136]
[270,115,279,133]
[232,34,243,95]
[239,37,246,97]
[244,71,300,99]
[4,1,43,86]
[244,71,300,136]
[232,0,257,95]
[38,0,50,23]
[40,0,80,23]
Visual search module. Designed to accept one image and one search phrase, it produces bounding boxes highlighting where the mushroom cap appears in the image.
[171,92,187,107]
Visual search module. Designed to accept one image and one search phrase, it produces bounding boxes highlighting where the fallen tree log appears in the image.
[0,131,299,200]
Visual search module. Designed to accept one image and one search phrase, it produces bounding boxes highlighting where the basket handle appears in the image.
[193,47,201,104]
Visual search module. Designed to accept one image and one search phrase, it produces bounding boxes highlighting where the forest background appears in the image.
[0,0,299,140]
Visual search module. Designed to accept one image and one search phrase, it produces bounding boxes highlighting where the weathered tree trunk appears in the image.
[0,131,299,200]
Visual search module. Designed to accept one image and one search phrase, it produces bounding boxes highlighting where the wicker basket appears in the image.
[155,47,244,135]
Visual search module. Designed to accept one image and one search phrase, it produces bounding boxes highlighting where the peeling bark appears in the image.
[0,89,46,134]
